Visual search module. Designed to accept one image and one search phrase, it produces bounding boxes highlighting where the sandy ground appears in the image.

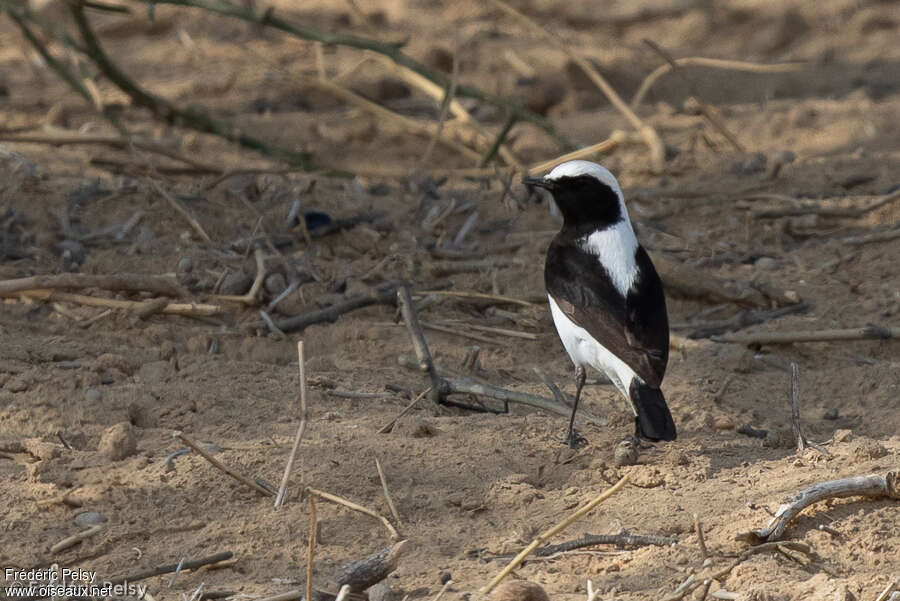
[0,1,898,600]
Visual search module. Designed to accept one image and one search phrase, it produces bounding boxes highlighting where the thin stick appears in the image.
[693,513,709,559]
[306,495,316,601]
[875,580,897,601]
[275,279,403,333]
[108,552,234,585]
[306,487,401,540]
[374,456,402,527]
[148,179,213,244]
[49,525,104,554]
[631,57,803,109]
[842,227,900,246]
[789,363,806,452]
[420,28,460,167]
[275,341,310,508]
[16,290,221,318]
[377,387,432,434]
[746,471,898,542]
[528,131,632,175]
[337,540,409,592]
[711,325,900,345]
[173,431,273,497]
[0,273,181,297]
[216,247,266,305]
[487,0,666,171]
[446,379,606,426]
[431,581,452,601]
[481,475,629,594]
[642,39,743,152]
[484,531,677,561]
[397,285,443,404]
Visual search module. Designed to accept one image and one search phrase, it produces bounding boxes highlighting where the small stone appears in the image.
[98,422,137,461]
[439,572,452,585]
[74,511,107,527]
[85,387,103,402]
[755,257,777,271]
[823,407,839,420]
[489,580,550,601]
[614,435,640,466]
[265,272,287,296]
[220,271,252,295]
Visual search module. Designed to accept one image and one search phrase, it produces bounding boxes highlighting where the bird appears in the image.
[524,160,676,447]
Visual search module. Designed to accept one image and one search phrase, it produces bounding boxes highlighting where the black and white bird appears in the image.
[524,160,676,447]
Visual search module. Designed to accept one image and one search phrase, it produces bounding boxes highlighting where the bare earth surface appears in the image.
[0,1,898,600]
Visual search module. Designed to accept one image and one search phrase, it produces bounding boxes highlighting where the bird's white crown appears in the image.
[545,160,623,198]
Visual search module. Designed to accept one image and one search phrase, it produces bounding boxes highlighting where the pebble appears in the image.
[220,271,252,295]
[737,152,767,175]
[713,416,735,430]
[98,422,137,461]
[265,272,287,296]
[74,511,107,527]
[755,257,777,271]
[85,387,103,402]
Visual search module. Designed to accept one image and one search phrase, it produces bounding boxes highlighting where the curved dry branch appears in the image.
[631,57,804,109]
[745,471,899,542]
[68,3,314,167]
[134,0,572,150]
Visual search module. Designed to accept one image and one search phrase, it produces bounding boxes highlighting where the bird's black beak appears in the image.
[523,176,555,191]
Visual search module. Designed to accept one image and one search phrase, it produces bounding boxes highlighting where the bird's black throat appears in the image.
[530,174,624,237]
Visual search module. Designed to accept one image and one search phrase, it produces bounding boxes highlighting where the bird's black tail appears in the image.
[629,380,676,442]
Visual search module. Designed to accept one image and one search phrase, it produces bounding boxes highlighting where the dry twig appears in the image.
[49,525,104,554]
[306,495,317,601]
[743,471,899,543]
[275,341,310,508]
[487,0,665,171]
[711,325,900,345]
[307,488,400,541]
[481,475,629,594]
[173,431,273,497]
[374,457,402,527]
[336,540,408,592]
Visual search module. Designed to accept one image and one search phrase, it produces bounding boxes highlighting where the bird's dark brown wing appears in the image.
[545,240,669,387]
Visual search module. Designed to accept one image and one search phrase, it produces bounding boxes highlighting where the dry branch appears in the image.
[108,552,234,585]
[306,487,400,541]
[397,285,444,404]
[484,531,677,561]
[130,0,571,149]
[274,280,404,333]
[488,0,665,171]
[652,254,798,308]
[711,325,900,345]
[274,341,310,508]
[744,471,899,543]
[173,431,274,497]
[67,3,313,167]
[481,475,629,594]
[49,525,104,554]
[0,273,182,297]
[15,290,221,318]
[842,227,900,246]
[631,57,803,109]
[336,540,408,592]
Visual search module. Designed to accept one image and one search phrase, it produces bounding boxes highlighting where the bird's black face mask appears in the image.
[524,174,623,232]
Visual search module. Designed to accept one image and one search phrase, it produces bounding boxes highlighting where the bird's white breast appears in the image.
[548,295,638,413]
[579,220,639,296]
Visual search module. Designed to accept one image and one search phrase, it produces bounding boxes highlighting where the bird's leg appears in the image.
[564,365,587,448]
